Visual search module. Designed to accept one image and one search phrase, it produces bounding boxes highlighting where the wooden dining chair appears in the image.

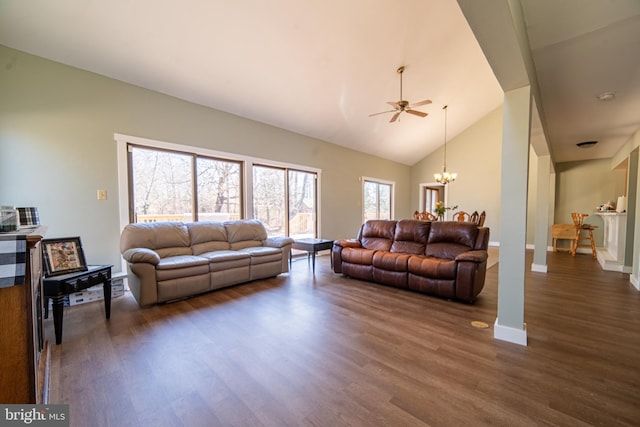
[571,212,597,258]
[453,211,471,222]
[476,211,486,227]
[453,210,486,227]
[413,211,437,221]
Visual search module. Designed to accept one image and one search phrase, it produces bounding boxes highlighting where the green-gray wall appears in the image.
[554,159,626,246]
[411,106,503,243]
[0,46,411,273]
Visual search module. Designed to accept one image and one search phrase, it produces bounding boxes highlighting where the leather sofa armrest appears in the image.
[455,250,488,264]
[265,237,294,248]
[122,248,161,265]
[334,239,361,248]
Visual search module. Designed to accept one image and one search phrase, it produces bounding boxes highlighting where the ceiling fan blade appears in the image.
[390,111,401,123]
[409,99,432,108]
[369,109,397,117]
[406,109,428,117]
[387,101,400,108]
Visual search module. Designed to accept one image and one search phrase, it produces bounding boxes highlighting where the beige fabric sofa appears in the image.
[120,220,293,307]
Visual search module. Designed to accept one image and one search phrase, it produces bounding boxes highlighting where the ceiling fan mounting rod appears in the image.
[397,66,404,106]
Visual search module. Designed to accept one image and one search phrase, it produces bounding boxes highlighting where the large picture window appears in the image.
[253,165,318,238]
[129,145,242,223]
[118,134,320,239]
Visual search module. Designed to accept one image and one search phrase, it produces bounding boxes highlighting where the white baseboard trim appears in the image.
[531,263,547,273]
[494,319,527,346]
[631,274,640,291]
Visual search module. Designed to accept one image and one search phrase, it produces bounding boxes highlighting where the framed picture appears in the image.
[42,237,88,277]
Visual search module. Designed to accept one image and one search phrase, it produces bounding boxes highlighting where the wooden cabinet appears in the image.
[0,226,50,403]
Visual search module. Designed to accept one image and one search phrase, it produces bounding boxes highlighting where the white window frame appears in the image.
[115,132,322,234]
[361,176,395,222]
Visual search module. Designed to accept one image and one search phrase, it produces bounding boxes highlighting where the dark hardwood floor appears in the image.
[47,251,640,426]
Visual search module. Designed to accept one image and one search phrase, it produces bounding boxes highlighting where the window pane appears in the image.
[364,180,393,221]
[253,166,286,236]
[196,157,241,221]
[364,181,378,221]
[378,183,391,220]
[288,170,316,239]
[131,147,193,223]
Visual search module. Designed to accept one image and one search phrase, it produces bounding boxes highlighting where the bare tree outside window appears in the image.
[130,146,242,223]
[128,143,317,234]
[253,166,286,235]
[288,170,316,238]
[364,180,393,221]
[197,157,241,221]
[131,147,193,222]
[252,165,318,238]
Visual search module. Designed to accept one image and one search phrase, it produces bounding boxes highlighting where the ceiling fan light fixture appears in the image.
[434,105,457,185]
[576,140,598,148]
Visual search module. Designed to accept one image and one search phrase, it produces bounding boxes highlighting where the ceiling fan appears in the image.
[369,66,432,123]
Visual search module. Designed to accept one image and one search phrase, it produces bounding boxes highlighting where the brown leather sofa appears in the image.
[332,219,490,303]
[120,219,293,307]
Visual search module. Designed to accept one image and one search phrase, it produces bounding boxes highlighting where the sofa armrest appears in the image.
[455,250,488,264]
[122,248,161,265]
[334,239,362,249]
[265,237,294,248]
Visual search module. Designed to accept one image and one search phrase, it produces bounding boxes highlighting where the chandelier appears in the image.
[434,104,457,184]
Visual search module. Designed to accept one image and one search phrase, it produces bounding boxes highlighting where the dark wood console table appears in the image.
[43,265,112,344]
[291,238,334,273]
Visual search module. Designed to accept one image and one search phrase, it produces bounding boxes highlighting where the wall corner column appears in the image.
[495,85,531,346]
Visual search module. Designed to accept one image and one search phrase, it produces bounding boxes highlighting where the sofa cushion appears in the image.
[225,219,268,250]
[156,255,210,270]
[240,246,282,264]
[391,219,430,254]
[200,250,251,272]
[341,247,376,265]
[155,255,210,281]
[120,222,192,258]
[408,255,457,280]
[372,251,411,272]
[426,222,478,260]
[188,221,230,255]
[358,220,396,251]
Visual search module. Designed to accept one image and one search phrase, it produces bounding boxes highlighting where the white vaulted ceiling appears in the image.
[0,0,638,165]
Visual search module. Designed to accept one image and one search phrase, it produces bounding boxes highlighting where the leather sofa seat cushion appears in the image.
[156,255,210,281]
[240,246,282,264]
[341,247,376,265]
[372,251,411,271]
[200,250,250,272]
[391,219,430,254]
[359,220,396,251]
[408,256,457,280]
[156,255,209,269]
[426,242,473,260]
[189,222,230,255]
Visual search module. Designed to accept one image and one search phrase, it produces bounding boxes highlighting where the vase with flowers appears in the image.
[434,201,458,221]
